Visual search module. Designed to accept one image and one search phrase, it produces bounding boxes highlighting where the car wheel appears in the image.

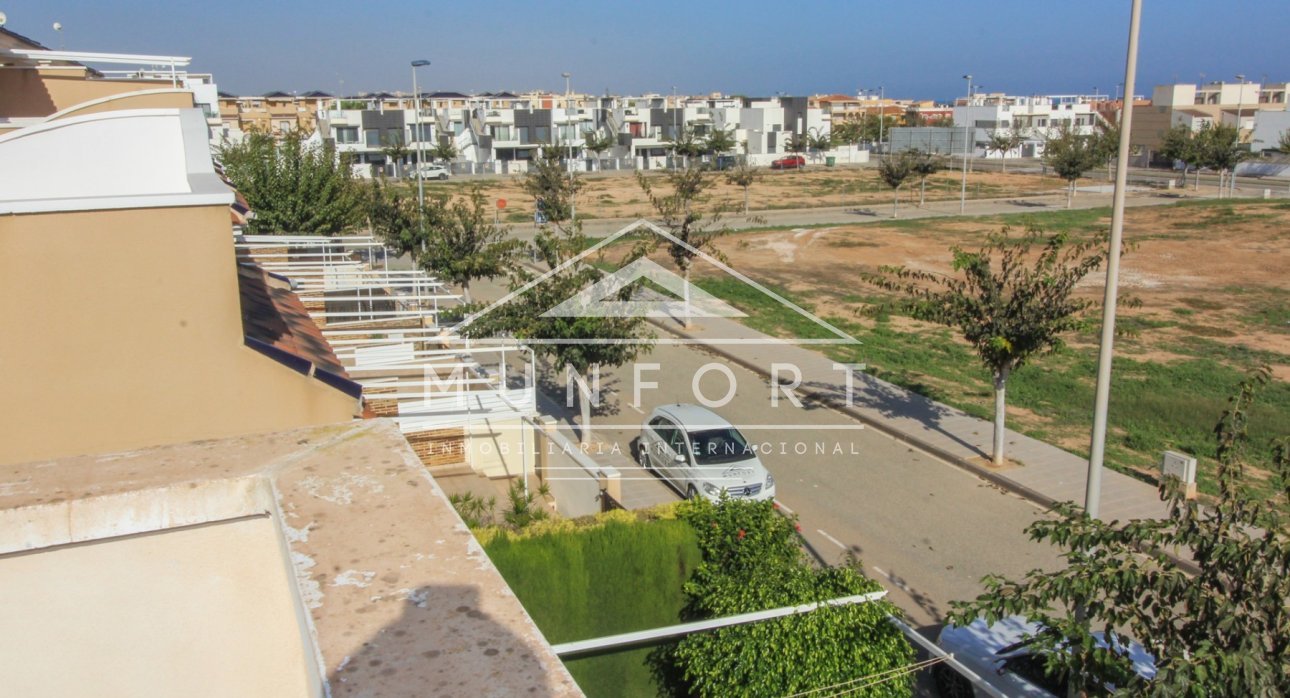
[636,442,652,471]
[932,664,974,698]
[439,173,449,180]
[686,484,699,500]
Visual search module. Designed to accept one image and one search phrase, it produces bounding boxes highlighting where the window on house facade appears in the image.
[364,129,381,147]
[335,127,359,144]
[385,129,404,145]
[491,125,513,141]
[534,126,550,143]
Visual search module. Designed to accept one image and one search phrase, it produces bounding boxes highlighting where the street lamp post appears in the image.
[877,85,885,152]
[411,59,430,236]
[562,71,575,219]
[1232,74,1245,198]
[1084,0,1143,521]
[960,74,972,214]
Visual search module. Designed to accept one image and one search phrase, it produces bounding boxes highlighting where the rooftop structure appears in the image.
[0,20,581,695]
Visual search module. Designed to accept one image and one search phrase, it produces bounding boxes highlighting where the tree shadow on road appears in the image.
[796,369,989,461]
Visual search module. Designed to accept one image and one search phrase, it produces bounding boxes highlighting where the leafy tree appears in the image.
[863,227,1121,466]
[784,132,809,159]
[430,137,458,164]
[1158,124,1203,190]
[877,151,916,218]
[724,158,762,214]
[1093,120,1121,181]
[1043,123,1102,208]
[830,119,863,148]
[985,127,1027,173]
[907,149,947,207]
[219,130,364,235]
[634,165,732,329]
[703,127,738,164]
[520,146,586,228]
[380,132,410,177]
[666,126,705,168]
[949,368,1290,696]
[1197,122,1248,198]
[582,128,615,170]
[861,115,898,144]
[367,176,437,256]
[419,185,524,303]
[654,497,915,698]
[462,149,648,442]
[925,115,955,128]
[807,128,832,163]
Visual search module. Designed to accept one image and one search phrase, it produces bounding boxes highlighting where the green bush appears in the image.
[658,497,915,697]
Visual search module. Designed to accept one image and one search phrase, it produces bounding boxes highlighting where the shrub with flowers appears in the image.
[652,495,914,697]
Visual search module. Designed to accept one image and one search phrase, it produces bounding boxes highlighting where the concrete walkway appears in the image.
[653,312,1169,523]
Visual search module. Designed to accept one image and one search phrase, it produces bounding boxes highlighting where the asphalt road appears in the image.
[548,337,1065,628]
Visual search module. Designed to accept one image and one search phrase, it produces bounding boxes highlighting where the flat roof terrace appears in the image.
[0,420,580,697]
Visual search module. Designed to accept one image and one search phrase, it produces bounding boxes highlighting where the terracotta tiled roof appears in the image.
[238,264,348,376]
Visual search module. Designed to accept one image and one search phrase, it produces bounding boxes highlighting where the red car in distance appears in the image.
[770,155,806,170]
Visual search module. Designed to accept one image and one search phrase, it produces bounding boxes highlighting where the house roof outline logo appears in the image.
[540,256,747,319]
[456,219,861,346]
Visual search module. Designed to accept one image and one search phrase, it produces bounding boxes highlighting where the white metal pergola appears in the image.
[234,234,536,430]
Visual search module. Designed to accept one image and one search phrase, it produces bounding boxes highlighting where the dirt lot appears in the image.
[405,166,1074,221]
[702,201,1290,366]
[602,198,1290,492]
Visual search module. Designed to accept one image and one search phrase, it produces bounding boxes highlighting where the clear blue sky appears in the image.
[5,0,1287,100]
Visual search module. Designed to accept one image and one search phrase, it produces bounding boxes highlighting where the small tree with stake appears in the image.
[985,127,1027,173]
[724,157,762,214]
[863,227,1123,466]
[877,151,916,218]
[1158,124,1203,191]
[908,149,947,207]
[946,368,1290,696]
[1043,123,1102,208]
[634,165,732,329]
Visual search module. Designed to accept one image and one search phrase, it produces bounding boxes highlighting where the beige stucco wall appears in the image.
[467,416,534,478]
[0,516,316,698]
[48,90,195,121]
[0,205,358,466]
[0,68,173,119]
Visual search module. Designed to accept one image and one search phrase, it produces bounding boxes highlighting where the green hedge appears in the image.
[483,515,701,697]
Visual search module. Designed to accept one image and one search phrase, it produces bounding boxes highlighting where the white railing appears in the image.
[233,233,537,435]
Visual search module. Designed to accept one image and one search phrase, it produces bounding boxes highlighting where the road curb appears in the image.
[646,316,1204,576]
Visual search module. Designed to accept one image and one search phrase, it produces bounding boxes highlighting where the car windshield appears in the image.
[688,428,754,464]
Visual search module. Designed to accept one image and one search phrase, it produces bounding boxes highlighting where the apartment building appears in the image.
[224,88,840,174]
[946,92,1107,158]
[1130,80,1288,158]
[0,22,578,697]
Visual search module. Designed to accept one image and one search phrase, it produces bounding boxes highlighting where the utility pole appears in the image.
[960,74,972,214]
[1232,74,1245,198]
[1084,0,1143,521]
[411,59,430,238]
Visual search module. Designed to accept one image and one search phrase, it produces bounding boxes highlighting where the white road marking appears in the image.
[872,566,912,594]
[774,500,794,515]
[816,529,847,550]
[625,402,644,415]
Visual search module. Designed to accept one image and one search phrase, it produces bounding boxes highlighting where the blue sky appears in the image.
[5,1,1287,100]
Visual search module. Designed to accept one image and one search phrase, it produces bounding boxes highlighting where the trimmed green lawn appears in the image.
[482,517,701,697]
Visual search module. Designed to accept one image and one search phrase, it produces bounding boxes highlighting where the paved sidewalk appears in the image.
[654,313,1170,523]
